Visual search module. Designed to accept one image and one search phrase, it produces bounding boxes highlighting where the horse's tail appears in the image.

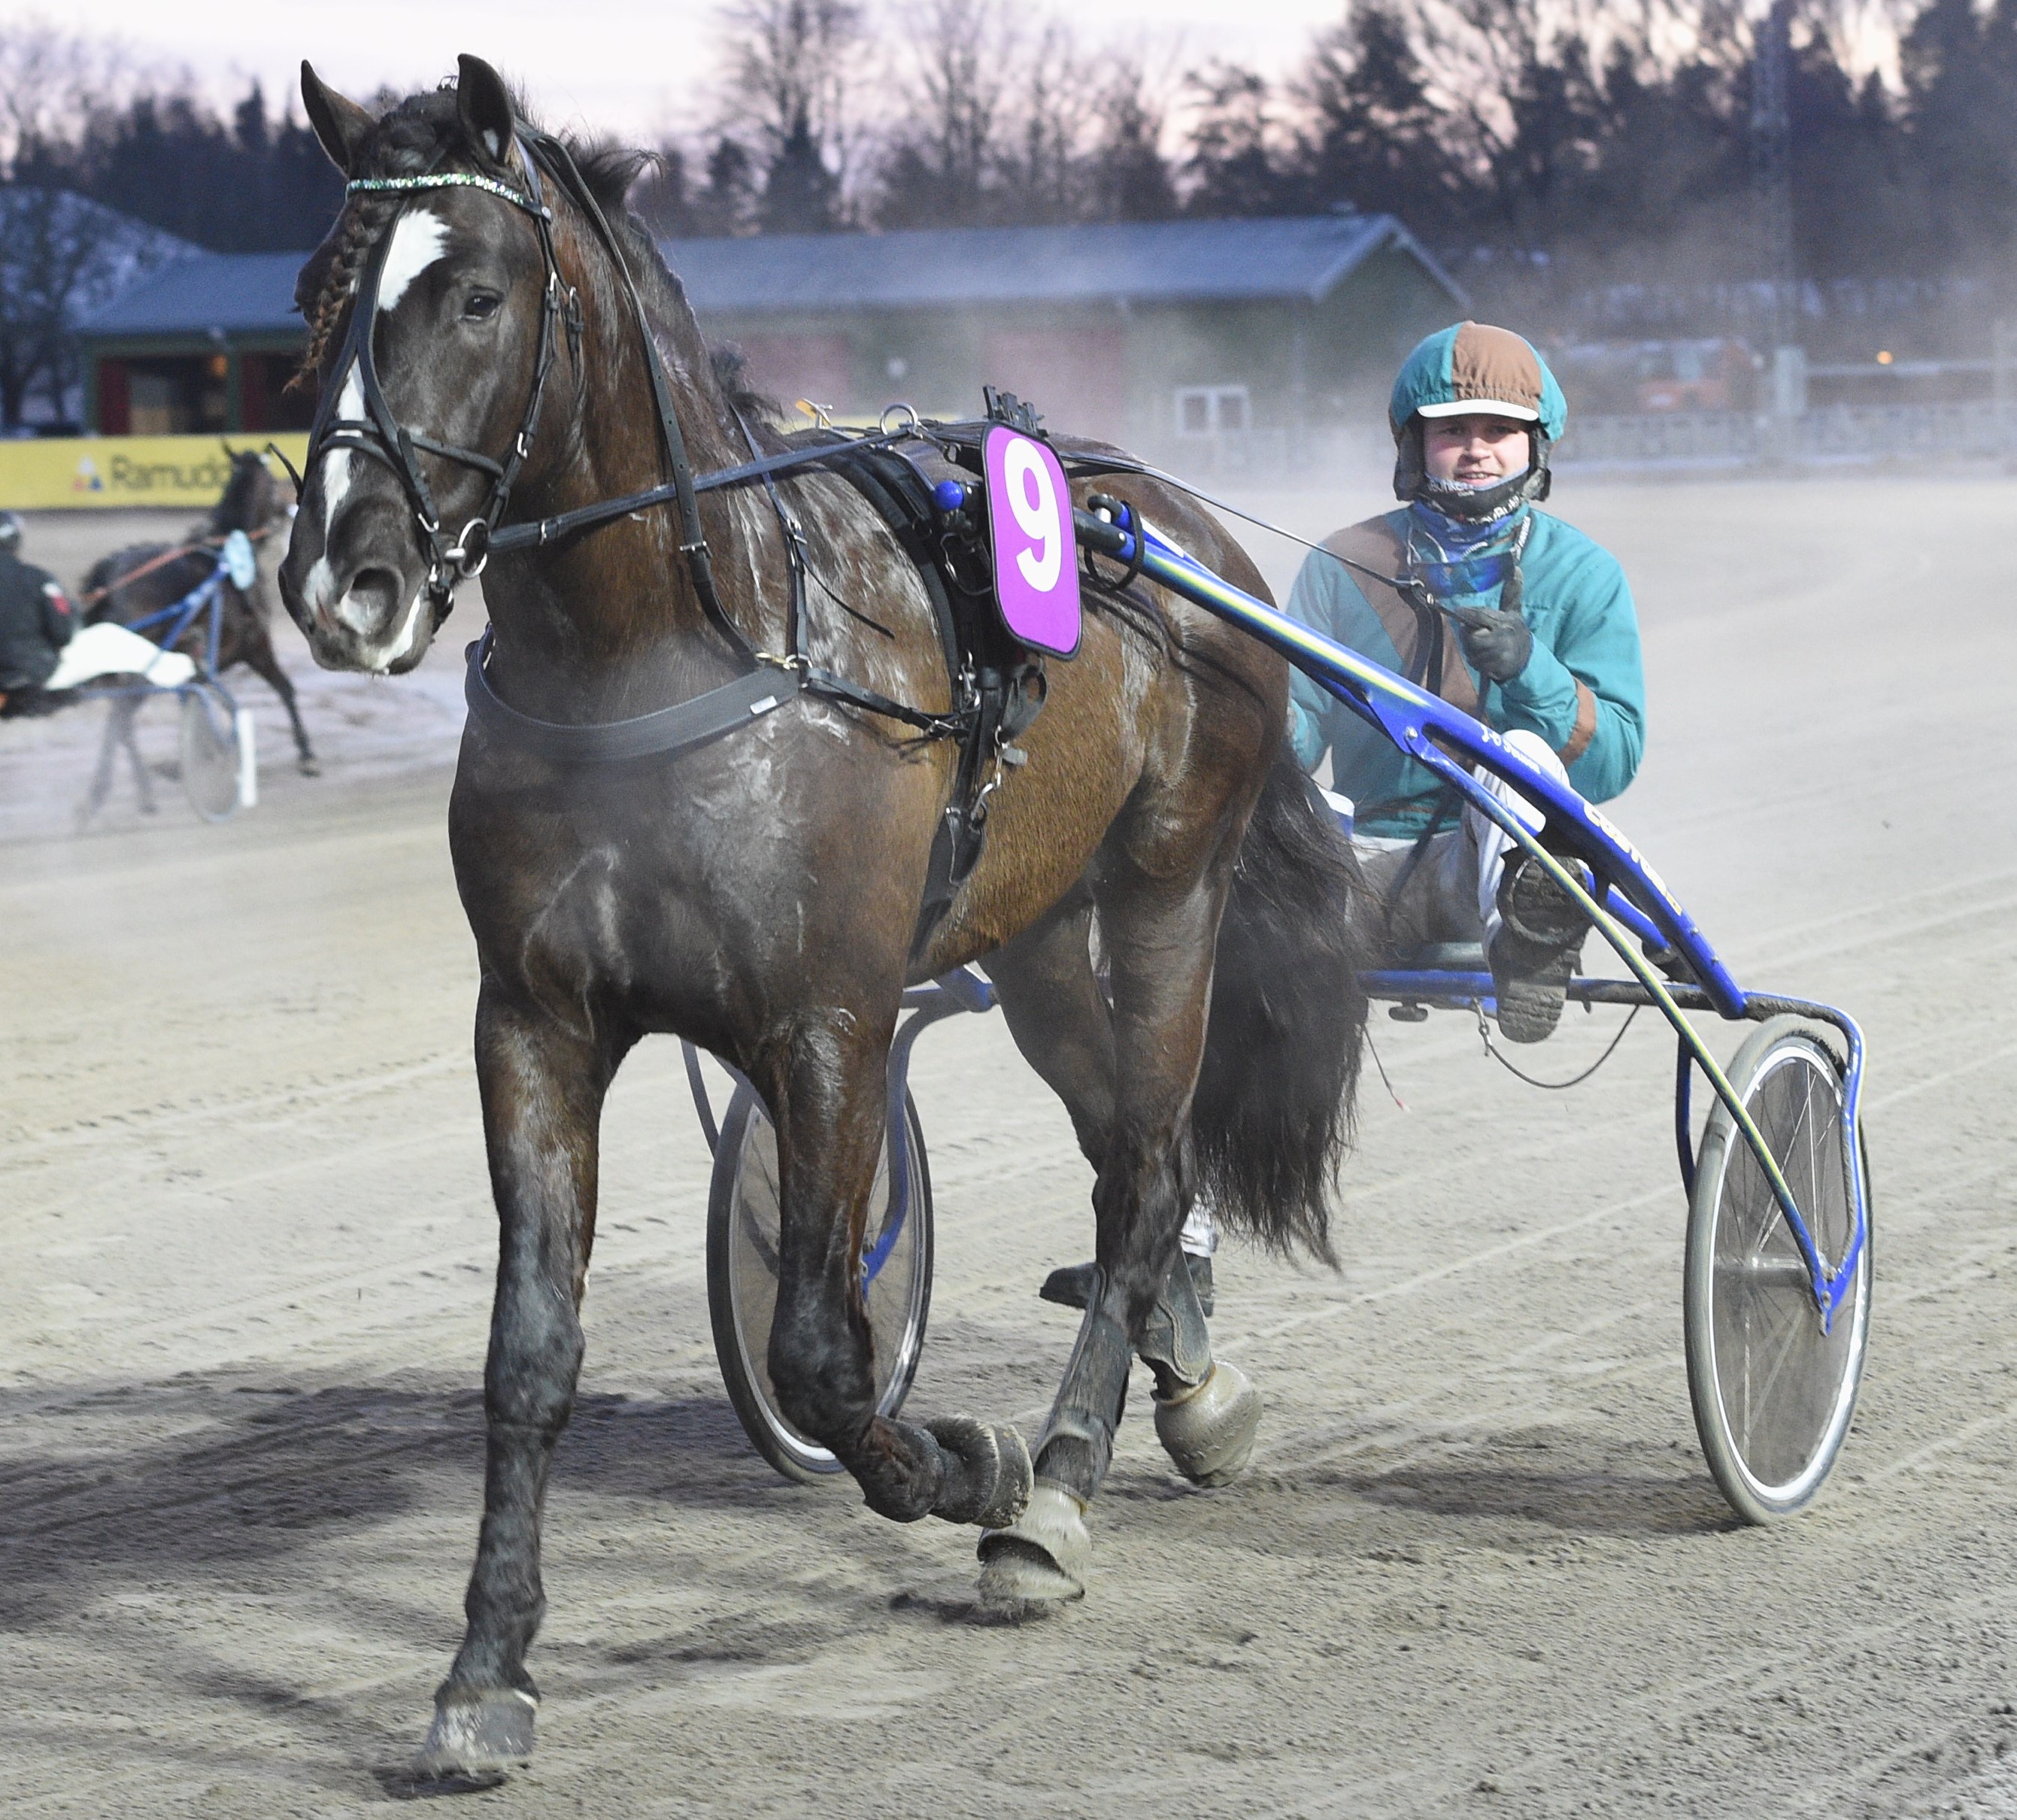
[1191,751,1370,1269]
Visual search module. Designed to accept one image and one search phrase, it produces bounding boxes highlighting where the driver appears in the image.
[1288,320,1645,1043]
[0,511,196,714]
[1045,323,1645,1321]
[0,512,77,717]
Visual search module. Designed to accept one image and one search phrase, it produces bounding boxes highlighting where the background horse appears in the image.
[280,58,1369,1780]
[80,446,317,817]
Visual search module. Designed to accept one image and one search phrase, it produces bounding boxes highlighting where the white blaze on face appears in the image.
[376,208,451,313]
[311,208,456,657]
[318,208,453,542]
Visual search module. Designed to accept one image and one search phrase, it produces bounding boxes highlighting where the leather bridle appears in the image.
[305,156,581,624]
[304,130,974,761]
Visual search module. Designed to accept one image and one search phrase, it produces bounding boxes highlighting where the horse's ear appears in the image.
[301,62,374,174]
[456,56,516,167]
[220,439,237,459]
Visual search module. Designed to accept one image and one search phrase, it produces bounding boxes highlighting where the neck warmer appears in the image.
[1406,487,1532,602]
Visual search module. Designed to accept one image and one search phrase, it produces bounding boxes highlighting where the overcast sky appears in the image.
[23,0,1357,141]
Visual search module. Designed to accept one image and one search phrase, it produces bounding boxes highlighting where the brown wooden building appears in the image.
[74,214,1466,459]
[669,213,1466,459]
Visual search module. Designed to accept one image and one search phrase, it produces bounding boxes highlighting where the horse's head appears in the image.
[214,445,291,538]
[279,56,571,675]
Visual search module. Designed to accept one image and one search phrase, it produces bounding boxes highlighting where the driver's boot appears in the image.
[1488,853,1593,1044]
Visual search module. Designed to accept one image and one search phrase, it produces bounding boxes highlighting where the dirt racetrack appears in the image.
[5,471,2017,1818]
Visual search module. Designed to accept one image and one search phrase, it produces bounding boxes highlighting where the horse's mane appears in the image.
[293,85,773,440]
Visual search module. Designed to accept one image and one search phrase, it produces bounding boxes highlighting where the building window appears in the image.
[1175,385,1250,437]
[103,356,232,435]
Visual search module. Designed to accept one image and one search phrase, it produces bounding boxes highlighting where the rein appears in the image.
[79,523,274,608]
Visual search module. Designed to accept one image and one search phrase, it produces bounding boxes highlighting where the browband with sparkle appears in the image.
[345,171,549,218]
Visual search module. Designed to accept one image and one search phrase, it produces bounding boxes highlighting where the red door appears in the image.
[981,328,1126,443]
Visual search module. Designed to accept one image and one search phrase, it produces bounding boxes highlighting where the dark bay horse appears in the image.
[280,58,1369,1779]
[81,447,317,817]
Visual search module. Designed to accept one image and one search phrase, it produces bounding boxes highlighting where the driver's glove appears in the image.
[1445,604,1533,684]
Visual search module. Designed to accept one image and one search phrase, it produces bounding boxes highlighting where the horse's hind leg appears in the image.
[423,988,622,1781]
[981,864,1257,1606]
[757,1009,1031,1530]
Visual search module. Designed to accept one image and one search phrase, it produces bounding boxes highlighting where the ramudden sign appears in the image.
[0,435,310,510]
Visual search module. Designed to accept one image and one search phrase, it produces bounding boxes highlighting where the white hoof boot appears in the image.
[1154,1360,1261,1487]
[976,1481,1090,1608]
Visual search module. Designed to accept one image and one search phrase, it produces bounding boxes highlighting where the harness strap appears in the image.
[520,129,751,669]
[463,629,799,764]
[484,430,915,557]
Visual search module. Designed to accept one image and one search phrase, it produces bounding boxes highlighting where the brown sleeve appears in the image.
[1558,681,1599,764]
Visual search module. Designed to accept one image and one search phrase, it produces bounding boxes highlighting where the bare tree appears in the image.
[0,21,128,173]
[0,187,182,428]
[714,0,866,221]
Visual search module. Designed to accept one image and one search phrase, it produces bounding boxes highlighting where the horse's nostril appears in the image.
[341,566,405,632]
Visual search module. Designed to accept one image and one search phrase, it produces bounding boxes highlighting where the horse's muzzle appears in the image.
[280,516,435,675]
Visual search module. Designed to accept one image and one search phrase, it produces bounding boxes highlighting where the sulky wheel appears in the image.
[1684,1015,1872,1523]
[706,1081,933,1485]
[177,683,242,824]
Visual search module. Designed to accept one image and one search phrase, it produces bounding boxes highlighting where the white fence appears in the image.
[1140,399,2015,481]
[1557,399,2012,469]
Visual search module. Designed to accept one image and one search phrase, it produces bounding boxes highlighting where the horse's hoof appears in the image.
[976,1481,1089,1609]
[297,757,321,777]
[926,1415,1033,1528]
[1154,1360,1261,1487]
[415,1687,535,1784]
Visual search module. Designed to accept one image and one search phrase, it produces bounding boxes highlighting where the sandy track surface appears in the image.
[4,475,2017,1818]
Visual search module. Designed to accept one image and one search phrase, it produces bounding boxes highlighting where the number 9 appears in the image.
[1005,439,1060,593]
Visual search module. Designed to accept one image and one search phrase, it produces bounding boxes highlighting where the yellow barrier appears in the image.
[0,435,310,510]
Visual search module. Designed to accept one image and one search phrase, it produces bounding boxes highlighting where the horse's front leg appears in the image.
[420,984,619,1782]
[760,1011,1031,1530]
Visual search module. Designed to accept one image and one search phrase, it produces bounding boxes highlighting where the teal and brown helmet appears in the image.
[1389,321,1567,519]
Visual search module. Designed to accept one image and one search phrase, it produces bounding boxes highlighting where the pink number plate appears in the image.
[983,424,1081,658]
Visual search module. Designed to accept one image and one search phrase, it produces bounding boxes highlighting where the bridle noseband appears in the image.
[305,156,581,620]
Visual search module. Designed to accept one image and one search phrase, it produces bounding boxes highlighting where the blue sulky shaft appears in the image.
[1072,503,1867,1326]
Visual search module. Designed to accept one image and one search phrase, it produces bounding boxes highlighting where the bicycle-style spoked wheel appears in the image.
[1685,1015,1872,1523]
[706,1082,933,1484]
[178,684,241,823]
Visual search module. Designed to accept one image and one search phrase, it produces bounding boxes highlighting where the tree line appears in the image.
[640,0,2017,290]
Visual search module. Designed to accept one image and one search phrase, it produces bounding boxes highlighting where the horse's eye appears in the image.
[463,292,501,322]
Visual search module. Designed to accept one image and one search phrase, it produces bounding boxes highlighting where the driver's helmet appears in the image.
[0,511,21,554]
[1389,322,1567,520]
